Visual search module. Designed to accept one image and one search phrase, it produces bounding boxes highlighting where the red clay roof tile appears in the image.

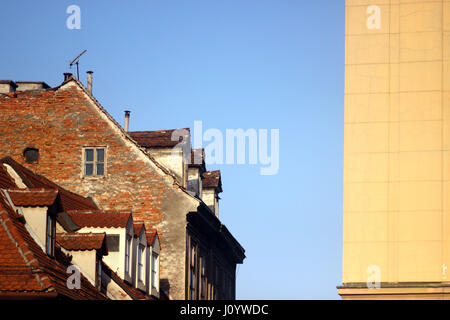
[133,222,145,236]
[8,189,58,207]
[56,232,107,252]
[1,157,98,211]
[0,194,106,299]
[202,170,222,192]
[67,211,131,229]
[146,228,159,247]
[129,129,190,148]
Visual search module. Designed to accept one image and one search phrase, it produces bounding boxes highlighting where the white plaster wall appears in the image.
[70,250,97,286]
[21,207,48,249]
[202,189,217,214]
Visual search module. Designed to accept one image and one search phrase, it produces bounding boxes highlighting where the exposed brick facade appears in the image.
[0,79,200,299]
[0,77,245,300]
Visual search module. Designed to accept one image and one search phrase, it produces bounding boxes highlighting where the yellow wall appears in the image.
[343,0,450,294]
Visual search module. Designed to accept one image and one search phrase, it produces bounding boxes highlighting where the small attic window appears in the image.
[24,148,39,163]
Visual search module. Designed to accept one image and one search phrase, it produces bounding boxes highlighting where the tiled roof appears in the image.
[56,232,107,253]
[8,189,58,207]
[133,222,145,236]
[1,157,98,211]
[129,129,190,148]
[202,170,222,192]
[0,193,107,299]
[67,211,131,229]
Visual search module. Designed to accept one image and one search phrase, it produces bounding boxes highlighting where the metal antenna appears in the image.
[69,50,87,79]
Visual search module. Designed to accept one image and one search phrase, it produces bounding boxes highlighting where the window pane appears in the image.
[97,148,104,162]
[85,149,94,162]
[96,163,104,176]
[106,235,120,252]
[85,163,93,176]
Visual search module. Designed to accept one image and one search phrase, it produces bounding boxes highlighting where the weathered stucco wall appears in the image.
[150,148,186,187]
[70,250,97,286]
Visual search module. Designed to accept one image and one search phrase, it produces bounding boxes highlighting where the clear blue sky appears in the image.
[0,0,344,299]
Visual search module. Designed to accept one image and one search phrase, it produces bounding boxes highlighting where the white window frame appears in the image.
[82,147,106,177]
[137,243,145,284]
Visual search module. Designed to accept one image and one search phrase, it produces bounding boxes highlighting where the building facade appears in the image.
[341,0,450,299]
[0,74,245,299]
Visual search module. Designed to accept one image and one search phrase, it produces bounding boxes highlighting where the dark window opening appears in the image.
[24,148,39,163]
[106,234,120,252]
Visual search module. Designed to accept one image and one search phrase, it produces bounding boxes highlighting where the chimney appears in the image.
[64,73,73,82]
[86,71,93,95]
[124,110,131,132]
[201,171,222,218]
[0,80,17,93]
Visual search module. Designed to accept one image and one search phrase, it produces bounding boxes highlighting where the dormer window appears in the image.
[83,147,105,176]
[24,148,39,164]
[46,213,56,257]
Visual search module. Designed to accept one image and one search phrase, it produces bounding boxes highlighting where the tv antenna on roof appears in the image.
[69,50,87,80]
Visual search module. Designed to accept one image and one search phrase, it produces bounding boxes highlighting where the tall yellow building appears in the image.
[340,0,450,299]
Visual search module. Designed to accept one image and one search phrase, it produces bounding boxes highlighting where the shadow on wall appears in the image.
[161,278,171,299]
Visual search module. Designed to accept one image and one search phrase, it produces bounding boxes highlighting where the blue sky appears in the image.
[0,0,344,299]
